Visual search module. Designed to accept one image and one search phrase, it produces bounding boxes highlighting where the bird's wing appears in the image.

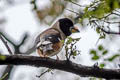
[35,28,63,56]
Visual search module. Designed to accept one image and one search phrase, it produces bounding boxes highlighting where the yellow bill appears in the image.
[71,26,80,33]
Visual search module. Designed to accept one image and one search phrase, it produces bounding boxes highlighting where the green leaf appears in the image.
[0,55,6,61]
[73,51,77,56]
[92,55,100,60]
[84,6,89,13]
[66,37,73,44]
[99,36,104,39]
[99,32,106,39]
[98,45,104,51]
[96,28,100,34]
[61,40,64,44]
[90,49,100,60]
[99,63,105,68]
[113,0,120,9]
[107,54,120,62]
[102,50,108,55]
[90,49,97,55]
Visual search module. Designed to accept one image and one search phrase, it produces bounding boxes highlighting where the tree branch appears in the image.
[0,35,13,55]
[98,27,120,35]
[0,33,14,80]
[0,31,31,80]
[92,20,120,35]
[0,31,16,47]
[1,65,13,80]
[0,55,120,79]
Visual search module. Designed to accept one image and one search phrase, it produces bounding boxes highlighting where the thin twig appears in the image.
[112,12,120,17]
[66,9,80,15]
[0,35,13,55]
[36,68,53,78]
[103,13,112,19]
[94,19,120,24]
[1,65,13,80]
[0,32,29,80]
[92,20,120,35]
[70,1,86,7]
[0,73,8,80]
[99,28,120,35]
[102,20,120,24]
[0,31,16,46]
[119,23,120,33]
[115,10,120,14]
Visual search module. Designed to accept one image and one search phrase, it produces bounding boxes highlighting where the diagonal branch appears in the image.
[0,55,120,79]
[0,34,13,55]
[1,65,13,80]
[98,27,120,35]
[92,20,120,35]
[0,31,16,47]
[0,31,30,80]
[0,33,14,80]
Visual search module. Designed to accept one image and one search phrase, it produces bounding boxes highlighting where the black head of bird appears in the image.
[59,18,79,36]
[35,18,79,57]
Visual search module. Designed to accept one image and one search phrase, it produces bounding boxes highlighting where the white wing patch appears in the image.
[58,37,61,41]
[42,43,53,52]
[42,41,52,45]
[37,38,53,52]
[48,36,52,39]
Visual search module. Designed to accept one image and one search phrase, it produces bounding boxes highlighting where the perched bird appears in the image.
[35,18,79,57]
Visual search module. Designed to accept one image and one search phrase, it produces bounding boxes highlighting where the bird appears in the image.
[35,18,79,57]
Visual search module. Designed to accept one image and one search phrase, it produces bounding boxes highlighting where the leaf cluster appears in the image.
[83,0,120,19]
[64,37,81,60]
[90,44,120,68]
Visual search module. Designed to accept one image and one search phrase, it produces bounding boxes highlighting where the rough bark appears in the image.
[0,55,120,79]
